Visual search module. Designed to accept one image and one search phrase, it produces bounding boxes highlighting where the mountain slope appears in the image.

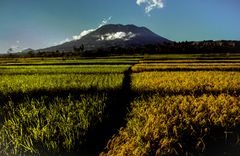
[38,24,172,52]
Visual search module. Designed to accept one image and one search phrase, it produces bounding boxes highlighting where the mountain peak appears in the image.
[39,24,172,52]
[95,24,150,34]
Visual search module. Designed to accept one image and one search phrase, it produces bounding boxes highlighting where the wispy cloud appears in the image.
[98,32,136,41]
[136,0,164,13]
[55,17,112,45]
[8,40,22,52]
[58,38,71,45]
[72,29,95,40]
[98,16,112,28]
[72,16,112,40]
[9,45,20,51]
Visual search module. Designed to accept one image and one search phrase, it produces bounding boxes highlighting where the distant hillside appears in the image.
[2,24,240,58]
[20,48,35,54]
[38,24,172,53]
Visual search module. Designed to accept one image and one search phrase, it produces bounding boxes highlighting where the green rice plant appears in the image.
[0,57,140,65]
[0,65,131,75]
[0,65,126,155]
[0,93,108,155]
[0,73,124,96]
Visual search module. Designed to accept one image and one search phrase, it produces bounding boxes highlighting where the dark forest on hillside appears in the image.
[1,40,240,58]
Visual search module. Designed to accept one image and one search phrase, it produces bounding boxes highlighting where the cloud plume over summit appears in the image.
[55,17,112,45]
[72,17,112,40]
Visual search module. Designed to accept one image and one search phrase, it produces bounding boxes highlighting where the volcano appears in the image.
[38,24,172,52]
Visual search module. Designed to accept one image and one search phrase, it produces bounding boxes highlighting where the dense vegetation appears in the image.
[103,94,240,155]
[102,54,240,156]
[0,58,132,155]
[1,94,108,155]
[1,40,240,58]
[1,54,240,155]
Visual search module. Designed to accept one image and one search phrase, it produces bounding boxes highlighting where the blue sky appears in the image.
[0,0,240,53]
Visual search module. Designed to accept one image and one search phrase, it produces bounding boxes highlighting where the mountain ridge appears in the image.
[38,24,172,52]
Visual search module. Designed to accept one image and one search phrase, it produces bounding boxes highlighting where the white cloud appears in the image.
[72,29,95,40]
[136,0,164,13]
[54,17,112,45]
[8,40,22,52]
[10,45,20,51]
[55,38,70,45]
[98,16,112,28]
[71,16,112,41]
[98,32,136,41]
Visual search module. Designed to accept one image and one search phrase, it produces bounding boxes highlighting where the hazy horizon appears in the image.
[0,0,240,53]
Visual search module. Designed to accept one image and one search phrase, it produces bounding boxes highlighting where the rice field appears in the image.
[102,54,240,156]
[1,54,240,155]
